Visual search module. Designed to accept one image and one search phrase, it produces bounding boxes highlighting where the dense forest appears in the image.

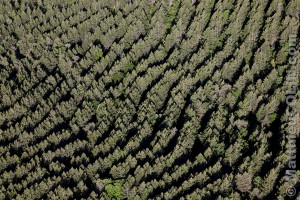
[0,0,299,199]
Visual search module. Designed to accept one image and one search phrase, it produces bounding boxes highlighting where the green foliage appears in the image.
[54,46,67,56]
[217,33,226,47]
[0,1,294,199]
[148,7,157,18]
[112,72,125,85]
[238,128,248,138]
[7,189,17,199]
[67,0,75,4]
[165,0,180,31]
[92,100,100,110]
[212,143,225,156]
[103,179,125,200]
[223,10,230,22]
[113,98,121,107]
[245,53,253,65]
[123,62,135,73]
[208,33,226,55]
[268,113,277,124]
[232,89,242,100]
[253,176,263,188]
[94,48,103,61]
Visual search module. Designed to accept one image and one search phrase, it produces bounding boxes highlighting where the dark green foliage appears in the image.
[92,100,100,110]
[123,62,134,73]
[112,72,124,85]
[0,0,298,199]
